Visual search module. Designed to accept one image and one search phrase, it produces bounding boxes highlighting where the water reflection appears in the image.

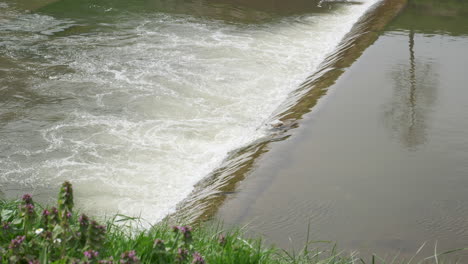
[385,31,437,150]
[34,0,346,23]
[386,0,468,36]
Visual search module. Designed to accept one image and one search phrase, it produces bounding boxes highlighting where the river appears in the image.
[1,0,381,221]
[1,0,467,260]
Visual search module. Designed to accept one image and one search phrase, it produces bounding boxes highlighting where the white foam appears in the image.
[0,0,379,222]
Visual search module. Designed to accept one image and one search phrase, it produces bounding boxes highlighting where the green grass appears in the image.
[0,182,466,263]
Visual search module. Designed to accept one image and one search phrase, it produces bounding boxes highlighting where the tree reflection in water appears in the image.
[385,30,438,150]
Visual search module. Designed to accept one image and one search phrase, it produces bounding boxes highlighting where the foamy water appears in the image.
[0,0,379,222]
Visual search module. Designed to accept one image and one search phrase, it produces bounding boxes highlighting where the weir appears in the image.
[172,0,408,223]
[1,0,401,224]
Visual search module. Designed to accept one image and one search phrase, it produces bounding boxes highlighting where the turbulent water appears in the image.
[0,0,379,222]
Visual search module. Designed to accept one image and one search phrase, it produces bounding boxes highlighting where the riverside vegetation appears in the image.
[0,182,465,263]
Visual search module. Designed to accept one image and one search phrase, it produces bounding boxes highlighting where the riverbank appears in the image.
[0,182,328,263]
[0,182,463,263]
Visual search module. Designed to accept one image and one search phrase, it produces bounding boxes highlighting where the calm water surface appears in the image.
[216,1,468,260]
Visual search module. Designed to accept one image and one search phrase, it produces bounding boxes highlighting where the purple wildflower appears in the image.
[84,250,99,259]
[58,181,74,213]
[120,250,140,263]
[41,209,51,228]
[25,203,35,214]
[2,221,11,230]
[79,214,89,226]
[98,257,114,264]
[173,225,192,242]
[46,206,59,226]
[180,226,192,242]
[86,220,106,249]
[192,252,206,264]
[9,235,26,250]
[90,220,106,231]
[22,194,33,204]
[177,248,189,262]
[179,226,192,235]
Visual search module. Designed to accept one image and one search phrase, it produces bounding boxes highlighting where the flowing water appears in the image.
[0,0,382,221]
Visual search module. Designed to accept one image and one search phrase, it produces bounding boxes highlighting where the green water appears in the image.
[216,1,468,261]
[389,0,468,36]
